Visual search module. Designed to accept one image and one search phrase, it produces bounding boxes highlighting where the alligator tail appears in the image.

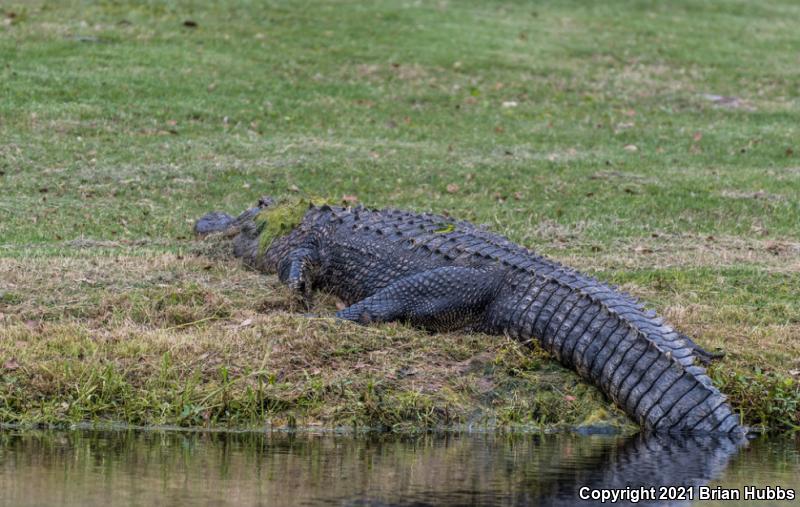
[494,267,744,434]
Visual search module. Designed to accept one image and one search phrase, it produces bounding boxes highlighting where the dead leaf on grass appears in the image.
[2,358,20,371]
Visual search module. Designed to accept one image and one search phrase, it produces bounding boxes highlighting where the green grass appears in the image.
[1,0,798,431]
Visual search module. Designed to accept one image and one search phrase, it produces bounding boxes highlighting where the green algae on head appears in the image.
[256,197,329,253]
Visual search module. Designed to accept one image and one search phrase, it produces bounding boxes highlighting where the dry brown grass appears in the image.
[2,228,799,431]
[0,245,626,431]
[551,234,800,273]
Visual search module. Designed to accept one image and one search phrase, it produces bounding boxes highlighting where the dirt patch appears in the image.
[719,189,786,202]
[556,234,800,272]
[701,93,757,111]
[589,170,656,184]
[354,63,431,83]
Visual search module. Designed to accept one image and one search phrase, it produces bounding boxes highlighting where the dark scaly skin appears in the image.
[196,200,745,435]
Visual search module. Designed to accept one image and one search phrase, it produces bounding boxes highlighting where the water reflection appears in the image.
[524,433,744,507]
[0,429,796,506]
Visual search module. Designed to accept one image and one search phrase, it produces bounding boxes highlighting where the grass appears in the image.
[0,252,628,431]
[1,0,798,431]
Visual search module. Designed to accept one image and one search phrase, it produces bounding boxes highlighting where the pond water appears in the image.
[0,429,797,506]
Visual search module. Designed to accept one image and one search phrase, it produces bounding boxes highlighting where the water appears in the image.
[0,429,797,506]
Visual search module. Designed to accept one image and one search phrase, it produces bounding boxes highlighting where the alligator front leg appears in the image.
[335,266,499,331]
[277,247,319,305]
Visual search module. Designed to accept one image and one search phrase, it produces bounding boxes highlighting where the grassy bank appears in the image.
[1,0,799,431]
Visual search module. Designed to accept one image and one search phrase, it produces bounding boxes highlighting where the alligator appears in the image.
[195,197,745,435]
